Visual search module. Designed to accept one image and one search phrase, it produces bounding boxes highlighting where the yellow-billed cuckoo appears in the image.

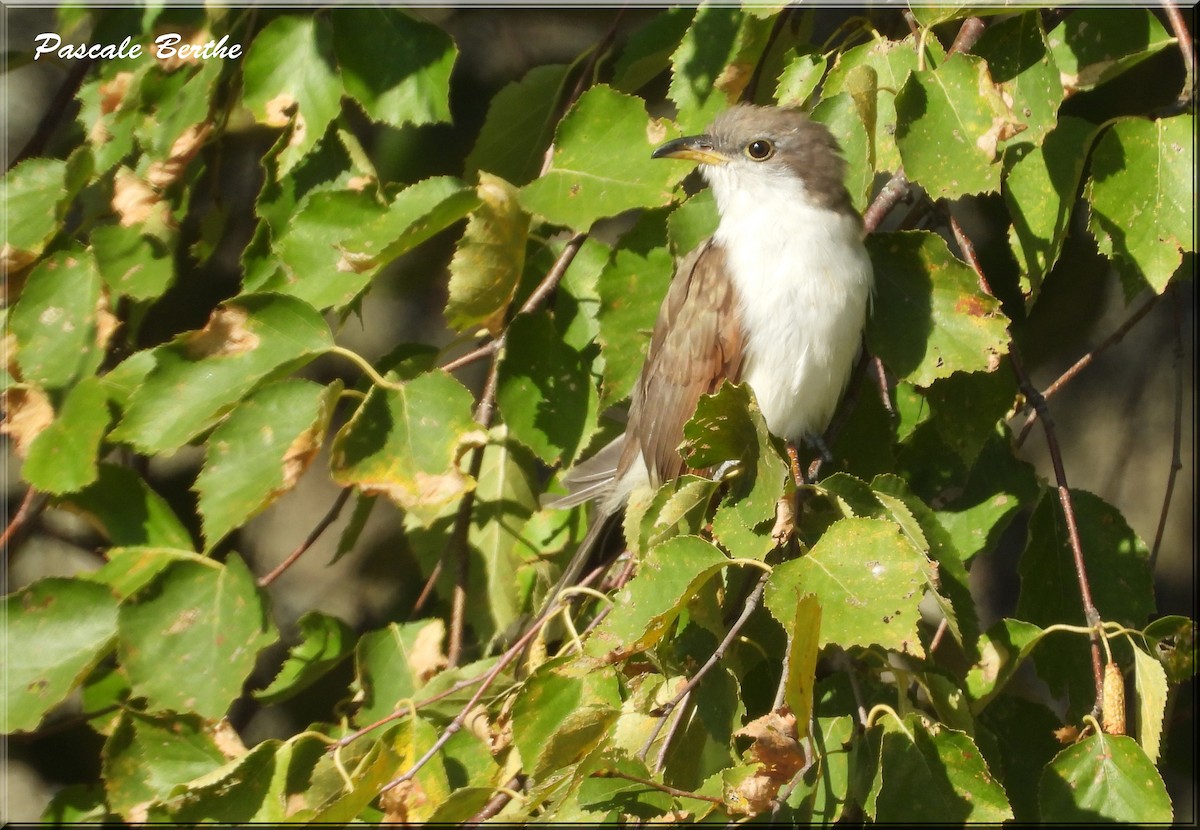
[541,104,873,608]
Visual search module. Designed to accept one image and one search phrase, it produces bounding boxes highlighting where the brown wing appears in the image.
[619,239,745,485]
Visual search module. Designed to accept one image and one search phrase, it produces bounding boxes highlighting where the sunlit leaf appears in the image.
[1039,732,1172,822]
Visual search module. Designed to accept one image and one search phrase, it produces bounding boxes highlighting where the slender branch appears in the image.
[468,774,526,823]
[1161,0,1195,107]
[329,672,486,751]
[948,215,1105,706]
[1150,288,1185,570]
[948,17,987,57]
[637,572,771,761]
[409,560,442,618]
[1015,292,1162,448]
[591,769,725,806]
[257,488,352,587]
[862,169,909,235]
[1,487,46,557]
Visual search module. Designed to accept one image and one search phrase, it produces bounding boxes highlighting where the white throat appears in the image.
[704,163,873,442]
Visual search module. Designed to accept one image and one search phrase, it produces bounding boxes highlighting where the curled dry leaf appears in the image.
[281,422,322,489]
[735,709,806,781]
[410,619,449,682]
[112,168,162,228]
[146,123,212,189]
[1054,723,1082,744]
[380,779,430,825]
[1,386,55,458]
[99,71,134,115]
[184,305,259,358]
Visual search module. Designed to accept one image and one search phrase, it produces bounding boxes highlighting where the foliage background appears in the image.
[2,2,1195,823]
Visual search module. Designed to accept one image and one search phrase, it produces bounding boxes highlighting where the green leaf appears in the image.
[519,86,687,231]
[497,311,598,467]
[241,14,342,176]
[1004,117,1101,301]
[1047,8,1173,95]
[1130,643,1167,764]
[595,215,673,406]
[353,618,444,727]
[668,6,774,133]
[1143,615,1195,683]
[823,36,922,174]
[22,375,111,494]
[84,548,206,602]
[9,247,103,389]
[511,660,622,780]
[118,554,277,718]
[666,188,717,259]
[923,369,1017,467]
[2,157,67,265]
[330,370,481,526]
[586,535,730,659]
[111,294,333,453]
[612,7,694,94]
[331,8,454,129]
[253,612,355,706]
[870,715,1013,823]
[195,378,338,548]
[681,382,787,561]
[2,577,118,733]
[42,785,112,823]
[1087,115,1194,296]
[775,51,827,109]
[782,593,821,738]
[466,63,569,186]
[336,176,481,285]
[866,231,1011,387]
[91,223,176,301]
[148,737,293,822]
[977,695,1064,822]
[811,88,874,212]
[964,618,1046,711]
[973,12,1063,147]
[1039,732,1172,822]
[1018,491,1154,717]
[102,711,227,819]
[54,464,195,550]
[446,173,530,335]
[766,518,930,656]
[262,189,388,308]
[895,54,1016,199]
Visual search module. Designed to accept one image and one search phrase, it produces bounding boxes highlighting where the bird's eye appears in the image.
[745,139,775,161]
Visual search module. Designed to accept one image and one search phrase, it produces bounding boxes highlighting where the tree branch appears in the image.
[257,488,352,588]
[1161,0,1195,108]
[1,487,46,560]
[1150,287,1185,571]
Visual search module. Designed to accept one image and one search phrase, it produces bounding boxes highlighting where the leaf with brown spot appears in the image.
[185,305,260,358]
[146,123,212,189]
[112,167,164,228]
[0,386,54,457]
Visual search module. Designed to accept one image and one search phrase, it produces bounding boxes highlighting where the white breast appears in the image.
[705,164,873,442]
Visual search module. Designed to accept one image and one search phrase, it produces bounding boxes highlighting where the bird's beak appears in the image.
[652,134,728,165]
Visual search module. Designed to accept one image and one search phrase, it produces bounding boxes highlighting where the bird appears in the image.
[537,104,873,617]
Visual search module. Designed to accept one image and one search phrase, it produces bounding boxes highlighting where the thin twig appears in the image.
[862,169,909,235]
[1015,292,1162,448]
[948,215,1105,706]
[257,488,352,587]
[468,774,526,823]
[652,690,691,774]
[329,673,485,751]
[948,17,987,56]
[1161,0,1195,107]
[409,560,442,618]
[590,769,724,805]
[1,487,46,557]
[928,618,949,654]
[637,572,771,761]
[1149,288,1185,570]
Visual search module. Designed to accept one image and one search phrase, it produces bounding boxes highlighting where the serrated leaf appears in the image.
[83,547,208,602]
[8,248,103,389]
[895,54,1016,199]
[811,88,874,212]
[666,188,717,259]
[446,173,530,335]
[766,518,929,656]
[352,618,444,727]
[1047,8,1173,95]
[22,375,110,494]
[870,715,1013,823]
[511,660,622,780]
[519,86,686,230]
[253,612,355,706]
[613,7,694,94]
[331,8,454,129]
[91,223,176,301]
[586,535,730,659]
[775,51,827,109]
[148,737,291,822]
[1130,643,1167,764]
[1039,732,1172,822]
[195,379,338,548]
[668,6,773,133]
[1087,115,1194,296]
[1143,615,1195,683]
[783,593,821,737]
[3,577,119,733]
[110,294,333,453]
[964,618,1046,711]
[866,231,1011,387]
[1003,116,1101,302]
[118,554,277,718]
[241,14,343,176]
[102,711,227,819]
[55,465,195,550]
[973,12,1063,147]
[924,369,1017,467]
[466,64,569,186]
[330,370,481,526]
[2,157,67,266]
